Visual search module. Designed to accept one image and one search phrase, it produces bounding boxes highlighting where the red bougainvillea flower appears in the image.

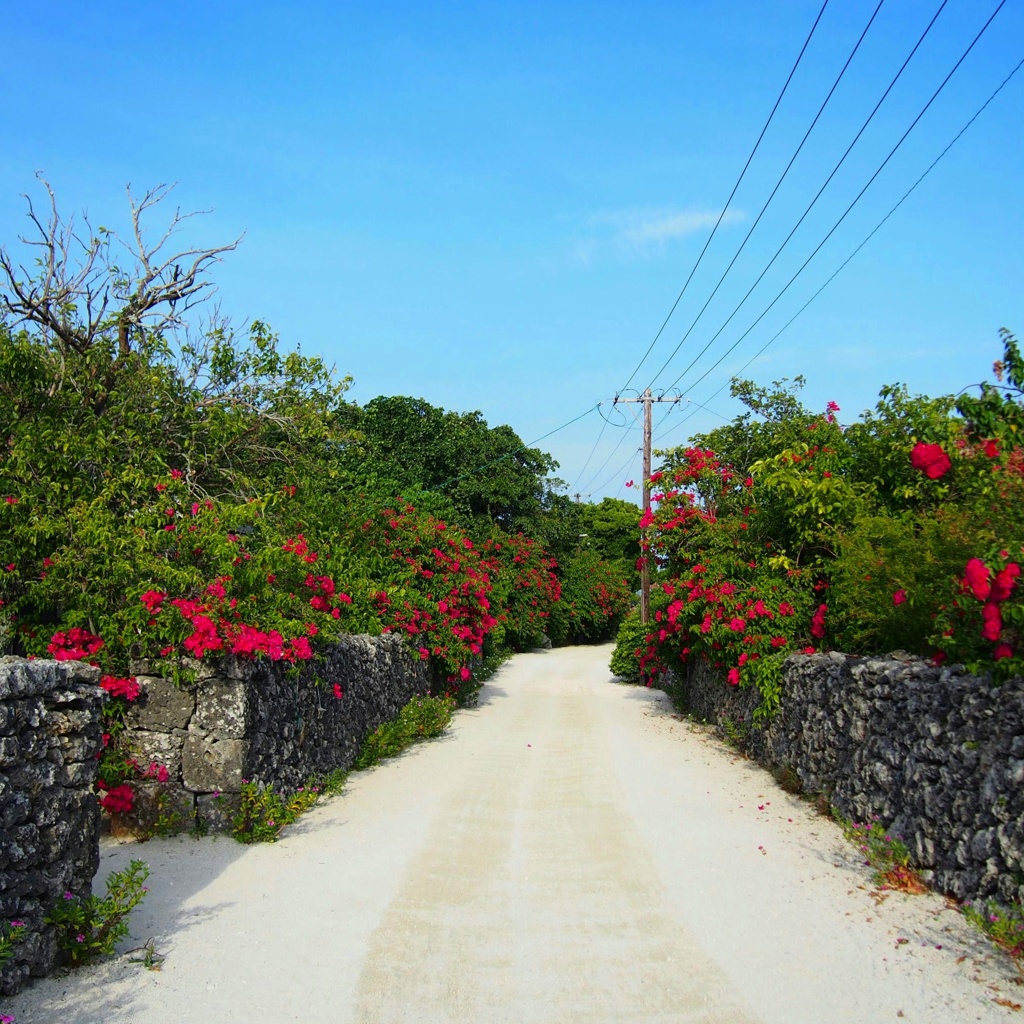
[910,442,951,480]
[727,667,740,686]
[932,651,947,666]
[991,563,1020,603]
[983,438,999,459]
[98,784,134,815]
[963,558,992,602]
[801,646,816,655]
[982,602,1003,642]
[48,627,104,662]
[332,684,343,700]
[994,643,1014,661]
[810,604,828,639]
[892,589,907,606]
[101,675,141,702]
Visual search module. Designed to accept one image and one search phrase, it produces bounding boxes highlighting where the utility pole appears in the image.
[613,388,680,625]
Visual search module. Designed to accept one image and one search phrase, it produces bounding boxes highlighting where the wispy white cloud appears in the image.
[575,206,744,263]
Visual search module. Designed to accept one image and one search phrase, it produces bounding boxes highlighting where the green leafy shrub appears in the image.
[45,860,150,967]
[834,815,924,892]
[963,898,1024,977]
[355,694,455,770]
[232,781,322,844]
[609,610,648,682]
[0,918,26,968]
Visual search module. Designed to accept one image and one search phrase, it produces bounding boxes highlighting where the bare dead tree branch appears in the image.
[0,175,243,382]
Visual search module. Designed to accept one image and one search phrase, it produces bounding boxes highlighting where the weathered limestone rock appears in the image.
[665,651,1024,909]
[0,658,105,996]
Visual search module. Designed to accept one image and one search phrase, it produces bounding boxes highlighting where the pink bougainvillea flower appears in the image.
[892,589,907,606]
[982,602,1003,641]
[801,646,816,655]
[728,617,746,632]
[727,667,740,686]
[963,558,992,602]
[332,683,343,700]
[910,442,951,480]
[994,643,1014,661]
[991,563,1020,603]
[170,468,183,479]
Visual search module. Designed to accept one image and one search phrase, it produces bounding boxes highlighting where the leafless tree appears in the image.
[0,176,242,405]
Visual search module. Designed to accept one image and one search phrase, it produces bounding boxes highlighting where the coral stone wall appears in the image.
[0,657,106,995]
[664,652,1024,906]
[124,633,430,832]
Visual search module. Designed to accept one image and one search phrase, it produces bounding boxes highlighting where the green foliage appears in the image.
[0,918,26,968]
[831,511,976,656]
[834,814,925,892]
[45,860,150,967]
[231,781,321,844]
[354,694,456,770]
[956,329,1024,442]
[609,610,648,682]
[577,497,642,590]
[614,333,1024,708]
[747,651,786,723]
[963,898,1024,975]
[546,549,632,646]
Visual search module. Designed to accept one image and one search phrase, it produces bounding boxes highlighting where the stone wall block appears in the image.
[125,676,195,732]
[129,728,187,781]
[182,728,248,792]
[194,677,248,739]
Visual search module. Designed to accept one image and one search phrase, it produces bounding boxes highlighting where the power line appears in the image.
[666,0,1008,395]
[615,0,831,395]
[665,49,1024,435]
[643,0,886,391]
[576,418,643,495]
[657,0,953,392]
[430,403,599,492]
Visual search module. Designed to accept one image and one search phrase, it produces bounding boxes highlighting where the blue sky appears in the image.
[1,1,1021,502]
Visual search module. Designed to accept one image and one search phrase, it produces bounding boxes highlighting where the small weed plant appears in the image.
[355,694,455,770]
[232,781,320,844]
[963,899,1024,979]
[0,918,26,968]
[230,766,352,843]
[45,860,150,967]
[836,814,926,893]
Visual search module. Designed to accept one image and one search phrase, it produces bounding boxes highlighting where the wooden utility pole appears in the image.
[613,388,680,625]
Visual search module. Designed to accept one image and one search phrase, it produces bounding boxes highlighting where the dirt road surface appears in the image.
[3,645,1018,1023]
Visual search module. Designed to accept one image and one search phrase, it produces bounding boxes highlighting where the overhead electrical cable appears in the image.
[614,0,831,395]
[665,0,1006,395]
[567,409,611,493]
[642,0,886,391]
[595,445,644,499]
[576,421,643,496]
[655,0,951,392]
[665,48,1023,433]
[430,403,599,492]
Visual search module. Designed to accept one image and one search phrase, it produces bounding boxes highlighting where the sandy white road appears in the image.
[3,645,1019,1023]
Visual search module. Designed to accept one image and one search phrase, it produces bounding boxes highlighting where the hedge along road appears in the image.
[5,646,1018,1023]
